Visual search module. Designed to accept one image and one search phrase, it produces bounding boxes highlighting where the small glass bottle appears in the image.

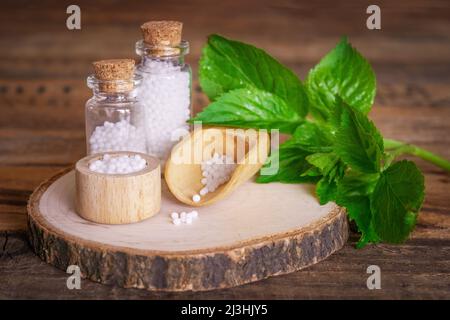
[136,21,192,162]
[85,59,146,155]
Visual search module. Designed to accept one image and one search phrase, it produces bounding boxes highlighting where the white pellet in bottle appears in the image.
[135,22,192,163]
[137,60,191,162]
[85,59,146,156]
[89,119,146,154]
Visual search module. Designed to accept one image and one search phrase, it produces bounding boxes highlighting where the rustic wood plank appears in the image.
[0,0,449,82]
[0,166,64,231]
[2,80,450,119]
[1,232,448,299]
[1,103,449,166]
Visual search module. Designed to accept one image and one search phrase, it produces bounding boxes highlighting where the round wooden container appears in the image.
[75,151,161,224]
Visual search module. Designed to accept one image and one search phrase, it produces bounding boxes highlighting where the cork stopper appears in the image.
[92,59,135,93]
[140,21,183,56]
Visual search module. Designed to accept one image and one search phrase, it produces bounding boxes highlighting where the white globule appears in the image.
[189,153,236,203]
[170,210,199,226]
[137,60,191,161]
[89,154,147,174]
[199,153,236,195]
[89,120,146,154]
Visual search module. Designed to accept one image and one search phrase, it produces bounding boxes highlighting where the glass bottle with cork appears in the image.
[85,59,146,155]
[135,20,192,163]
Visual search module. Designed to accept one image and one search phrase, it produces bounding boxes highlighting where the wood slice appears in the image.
[27,168,348,292]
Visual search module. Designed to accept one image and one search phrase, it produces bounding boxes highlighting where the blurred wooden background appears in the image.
[0,0,449,299]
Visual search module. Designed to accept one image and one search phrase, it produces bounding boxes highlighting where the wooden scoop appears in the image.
[165,127,270,206]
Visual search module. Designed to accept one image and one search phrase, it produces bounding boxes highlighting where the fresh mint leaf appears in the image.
[334,103,384,173]
[308,152,345,205]
[200,34,308,117]
[305,152,340,177]
[328,95,346,131]
[301,166,322,178]
[195,35,441,248]
[337,170,379,197]
[316,178,337,205]
[339,195,378,248]
[257,139,318,184]
[190,88,304,134]
[371,160,425,243]
[291,122,334,153]
[336,171,380,247]
[306,37,376,121]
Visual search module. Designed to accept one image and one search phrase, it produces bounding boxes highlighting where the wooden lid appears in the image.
[92,59,135,92]
[140,20,183,46]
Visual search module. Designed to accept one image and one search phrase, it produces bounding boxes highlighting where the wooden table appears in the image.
[1,0,449,299]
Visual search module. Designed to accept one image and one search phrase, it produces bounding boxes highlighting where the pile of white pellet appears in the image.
[170,210,198,225]
[89,154,147,174]
[89,120,146,154]
[137,60,191,161]
[192,153,236,203]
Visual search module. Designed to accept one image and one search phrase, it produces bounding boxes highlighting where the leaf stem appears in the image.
[384,138,450,172]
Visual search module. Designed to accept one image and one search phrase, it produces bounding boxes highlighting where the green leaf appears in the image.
[334,103,384,173]
[337,170,379,196]
[371,160,425,243]
[309,152,346,205]
[306,37,376,121]
[291,122,334,153]
[328,95,346,130]
[341,196,378,248]
[316,177,337,205]
[305,152,340,177]
[257,139,318,184]
[301,166,322,178]
[200,34,308,117]
[190,88,304,134]
[336,171,380,247]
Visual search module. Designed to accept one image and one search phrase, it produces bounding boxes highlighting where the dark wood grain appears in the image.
[0,0,449,299]
[2,232,449,299]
